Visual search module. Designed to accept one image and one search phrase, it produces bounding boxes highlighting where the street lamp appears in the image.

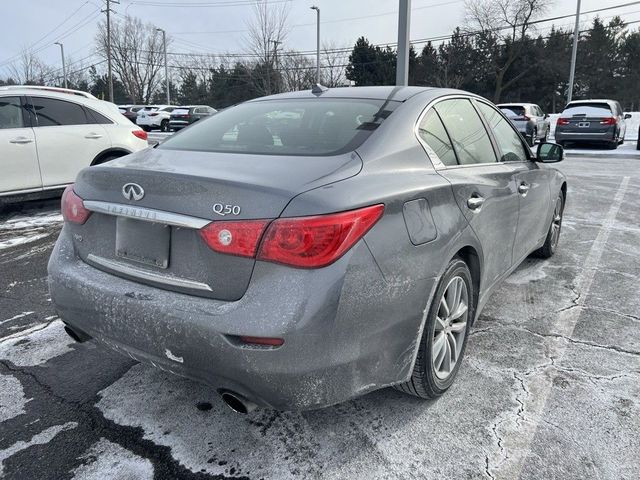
[156,28,170,105]
[310,6,320,84]
[54,42,67,89]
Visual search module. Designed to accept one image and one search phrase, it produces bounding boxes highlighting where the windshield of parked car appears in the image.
[159,98,400,156]
[562,103,612,117]
[499,106,525,117]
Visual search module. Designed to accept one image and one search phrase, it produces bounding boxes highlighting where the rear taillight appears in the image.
[557,118,570,126]
[600,117,617,125]
[61,185,91,225]
[257,204,384,268]
[239,336,284,347]
[132,129,148,140]
[200,219,270,258]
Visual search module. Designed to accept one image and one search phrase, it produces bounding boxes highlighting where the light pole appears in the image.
[156,28,170,105]
[396,0,411,86]
[54,42,67,89]
[567,0,581,104]
[310,6,320,84]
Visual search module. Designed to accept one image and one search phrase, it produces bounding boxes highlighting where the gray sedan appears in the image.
[48,87,567,412]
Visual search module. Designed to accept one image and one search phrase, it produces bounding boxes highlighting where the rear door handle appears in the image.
[85,133,103,139]
[467,195,485,210]
[9,137,33,144]
[518,182,530,195]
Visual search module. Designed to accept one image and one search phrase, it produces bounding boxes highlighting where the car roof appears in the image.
[566,99,616,105]
[249,86,438,103]
[497,103,535,107]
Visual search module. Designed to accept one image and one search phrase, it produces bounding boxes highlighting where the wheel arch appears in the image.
[91,148,131,166]
[454,245,481,322]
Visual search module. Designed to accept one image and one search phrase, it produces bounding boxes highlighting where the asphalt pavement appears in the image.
[0,154,638,480]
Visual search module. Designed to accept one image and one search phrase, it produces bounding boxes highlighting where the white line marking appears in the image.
[0,312,34,325]
[490,176,631,479]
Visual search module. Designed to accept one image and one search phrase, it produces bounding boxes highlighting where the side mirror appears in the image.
[536,142,563,163]
[624,113,632,120]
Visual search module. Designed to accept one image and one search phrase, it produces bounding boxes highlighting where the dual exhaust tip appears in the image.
[63,323,257,415]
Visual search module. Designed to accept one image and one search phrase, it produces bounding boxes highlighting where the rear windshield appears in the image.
[159,98,400,156]
[563,103,612,117]
[171,108,190,115]
[499,106,525,117]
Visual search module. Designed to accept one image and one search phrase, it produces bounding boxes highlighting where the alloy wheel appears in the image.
[550,196,563,249]
[432,276,469,380]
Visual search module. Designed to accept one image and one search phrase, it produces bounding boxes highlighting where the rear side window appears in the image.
[0,96,25,129]
[160,99,400,156]
[563,103,612,117]
[476,102,528,162]
[435,99,497,165]
[417,109,457,166]
[85,107,113,124]
[28,97,88,126]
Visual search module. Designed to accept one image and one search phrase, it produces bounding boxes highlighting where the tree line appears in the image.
[1,0,639,112]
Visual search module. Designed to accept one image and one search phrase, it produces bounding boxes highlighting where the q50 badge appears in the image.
[213,203,241,216]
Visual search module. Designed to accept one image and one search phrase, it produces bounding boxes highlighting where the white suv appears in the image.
[1,86,148,200]
[136,105,177,132]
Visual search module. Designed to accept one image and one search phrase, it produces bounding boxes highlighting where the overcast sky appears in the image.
[1,0,639,79]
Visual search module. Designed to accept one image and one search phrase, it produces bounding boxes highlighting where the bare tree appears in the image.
[464,0,551,102]
[8,49,53,85]
[279,51,315,91]
[95,15,166,103]
[321,42,346,87]
[245,0,289,95]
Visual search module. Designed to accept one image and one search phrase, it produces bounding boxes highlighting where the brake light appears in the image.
[132,129,148,140]
[257,204,384,268]
[557,118,570,125]
[61,185,91,225]
[600,117,617,125]
[200,219,270,258]
[239,336,284,347]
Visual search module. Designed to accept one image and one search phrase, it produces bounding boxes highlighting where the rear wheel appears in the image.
[395,258,473,399]
[535,192,564,258]
[607,140,618,150]
[161,119,169,132]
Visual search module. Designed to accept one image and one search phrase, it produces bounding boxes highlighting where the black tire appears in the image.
[528,128,536,147]
[141,125,151,132]
[161,119,169,132]
[607,141,618,150]
[636,137,640,151]
[535,192,564,259]
[395,258,474,399]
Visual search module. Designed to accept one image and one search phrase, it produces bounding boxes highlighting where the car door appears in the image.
[431,97,521,287]
[27,96,112,187]
[0,95,41,194]
[533,105,546,137]
[475,100,552,263]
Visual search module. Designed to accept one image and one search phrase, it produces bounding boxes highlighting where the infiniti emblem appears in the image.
[122,183,145,201]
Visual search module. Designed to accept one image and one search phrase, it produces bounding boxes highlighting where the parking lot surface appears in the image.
[0,154,638,480]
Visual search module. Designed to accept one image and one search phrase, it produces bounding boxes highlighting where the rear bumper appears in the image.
[169,121,189,130]
[136,117,162,127]
[555,129,616,143]
[48,228,435,410]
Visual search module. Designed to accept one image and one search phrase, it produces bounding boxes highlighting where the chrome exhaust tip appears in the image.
[220,391,257,414]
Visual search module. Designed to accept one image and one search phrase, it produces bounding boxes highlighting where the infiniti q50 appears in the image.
[48,86,567,412]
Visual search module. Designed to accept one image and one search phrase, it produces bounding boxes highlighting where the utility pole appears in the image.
[54,42,67,89]
[271,39,281,93]
[157,28,170,104]
[310,6,320,84]
[103,0,119,102]
[396,0,411,86]
[567,0,581,104]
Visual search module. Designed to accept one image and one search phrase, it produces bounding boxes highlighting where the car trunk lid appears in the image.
[71,148,361,301]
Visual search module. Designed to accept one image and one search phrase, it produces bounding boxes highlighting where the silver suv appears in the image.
[497,103,550,146]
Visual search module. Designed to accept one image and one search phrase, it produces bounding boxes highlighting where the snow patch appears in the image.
[164,348,184,363]
[0,233,49,250]
[505,262,547,285]
[0,311,34,326]
[71,438,154,480]
[0,320,75,367]
[0,422,77,476]
[0,374,30,422]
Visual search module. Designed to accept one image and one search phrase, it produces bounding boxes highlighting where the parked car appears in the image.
[497,103,550,146]
[555,99,630,149]
[49,86,566,412]
[136,105,178,132]
[118,105,145,123]
[169,105,216,131]
[1,86,148,202]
